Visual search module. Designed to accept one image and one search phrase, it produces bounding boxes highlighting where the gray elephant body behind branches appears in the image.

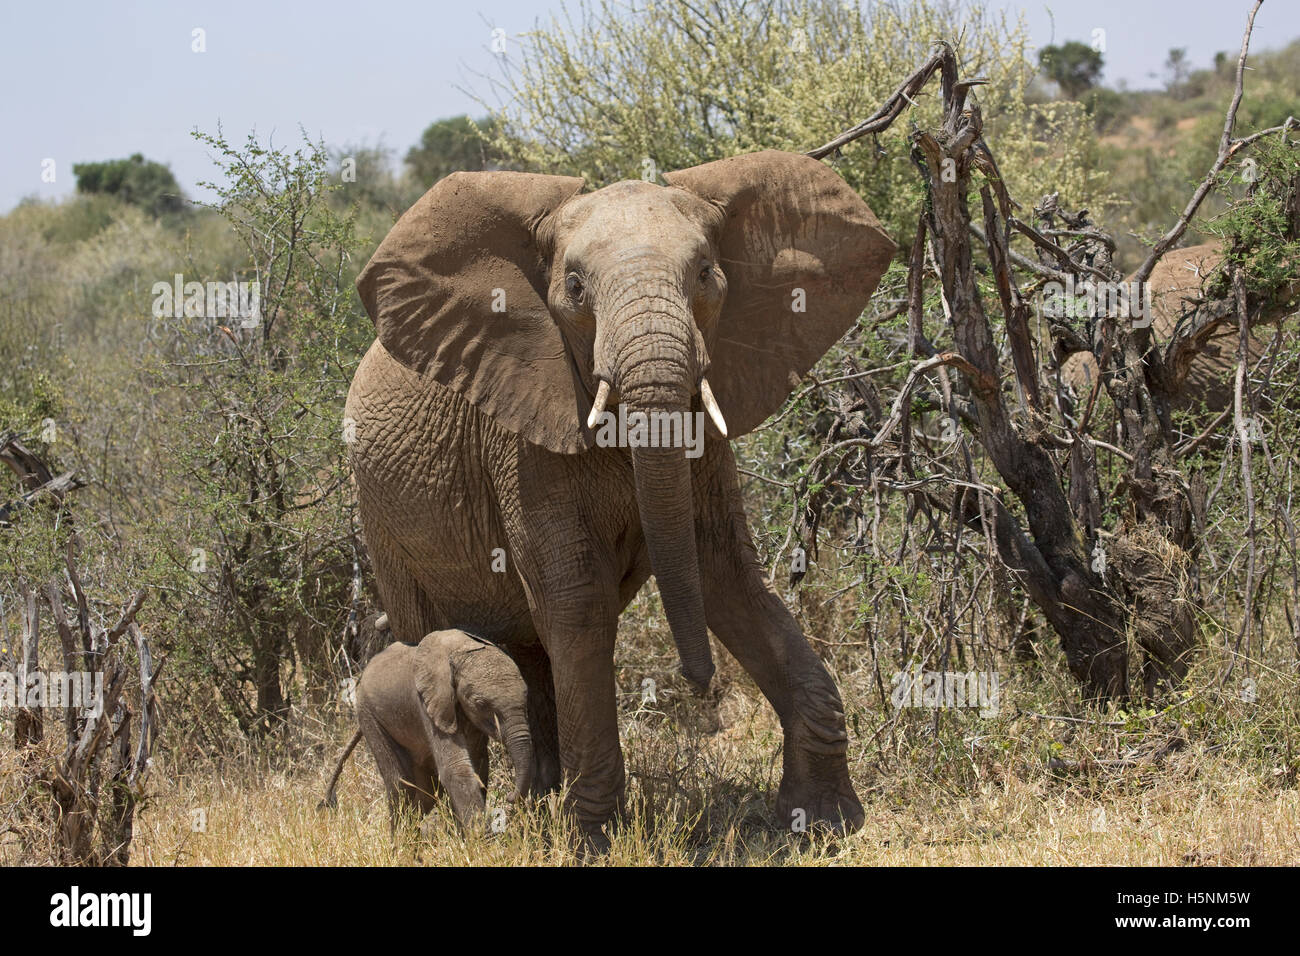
[345,149,895,845]
[323,629,534,829]
[1061,243,1266,410]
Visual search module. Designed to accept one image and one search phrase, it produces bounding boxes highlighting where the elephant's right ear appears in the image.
[356,172,588,453]
[414,636,458,734]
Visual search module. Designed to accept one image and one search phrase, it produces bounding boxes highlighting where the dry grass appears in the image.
[115,631,1300,867]
[7,586,1298,867]
[121,729,1299,866]
[121,748,1300,866]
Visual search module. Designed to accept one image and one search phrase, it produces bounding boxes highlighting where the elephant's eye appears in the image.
[565,273,585,300]
[699,263,713,282]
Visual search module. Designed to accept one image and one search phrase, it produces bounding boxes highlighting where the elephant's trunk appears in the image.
[600,283,715,692]
[629,441,714,691]
[499,710,534,802]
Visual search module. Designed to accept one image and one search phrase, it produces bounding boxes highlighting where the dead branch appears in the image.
[806,44,983,160]
[1132,1,1290,290]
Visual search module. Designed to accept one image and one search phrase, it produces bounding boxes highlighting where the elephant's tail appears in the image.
[318,729,364,811]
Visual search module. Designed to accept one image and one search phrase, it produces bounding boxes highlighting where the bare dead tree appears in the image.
[13,589,42,749]
[42,536,155,865]
[2,435,158,864]
[793,2,1297,701]
[0,431,86,527]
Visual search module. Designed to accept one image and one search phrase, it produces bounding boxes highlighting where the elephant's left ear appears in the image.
[414,636,458,734]
[356,171,589,454]
[664,150,896,437]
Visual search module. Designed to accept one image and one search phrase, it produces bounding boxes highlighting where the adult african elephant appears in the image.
[345,149,895,846]
[1061,243,1266,410]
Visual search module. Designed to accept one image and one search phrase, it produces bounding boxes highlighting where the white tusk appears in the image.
[586,379,611,430]
[699,378,728,439]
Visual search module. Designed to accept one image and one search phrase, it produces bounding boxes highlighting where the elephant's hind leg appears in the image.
[359,711,429,831]
[409,758,443,814]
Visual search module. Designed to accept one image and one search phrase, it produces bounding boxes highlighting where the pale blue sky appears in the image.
[2,0,1297,212]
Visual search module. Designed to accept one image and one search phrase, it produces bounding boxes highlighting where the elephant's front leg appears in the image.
[545,618,623,848]
[434,731,489,827]
[695,443,864,834]
[496,486,624,842]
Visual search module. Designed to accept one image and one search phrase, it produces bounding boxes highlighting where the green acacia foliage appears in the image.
[1038,41,1104,99]
[72,153,187,219]
[405,115,503,186]
[1207,137,1300,300]
[486,0,1109,244]
[144,130,373,735]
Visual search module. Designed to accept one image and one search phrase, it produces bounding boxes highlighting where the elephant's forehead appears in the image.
[559,181,704,248]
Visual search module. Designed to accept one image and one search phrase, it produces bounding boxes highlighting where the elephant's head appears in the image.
[415,630,534,801]
[358,150,895,690]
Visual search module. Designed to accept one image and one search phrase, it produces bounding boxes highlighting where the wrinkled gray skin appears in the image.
[351,630,534,829]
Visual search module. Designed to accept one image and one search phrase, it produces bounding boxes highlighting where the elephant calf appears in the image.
[322,629,534,829]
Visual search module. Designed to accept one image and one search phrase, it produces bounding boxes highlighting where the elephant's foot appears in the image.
[576,821,613,859]
[567,798,623,858]
[563,776,624,859]
[776,720,864,835]
[780,702,863,837]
